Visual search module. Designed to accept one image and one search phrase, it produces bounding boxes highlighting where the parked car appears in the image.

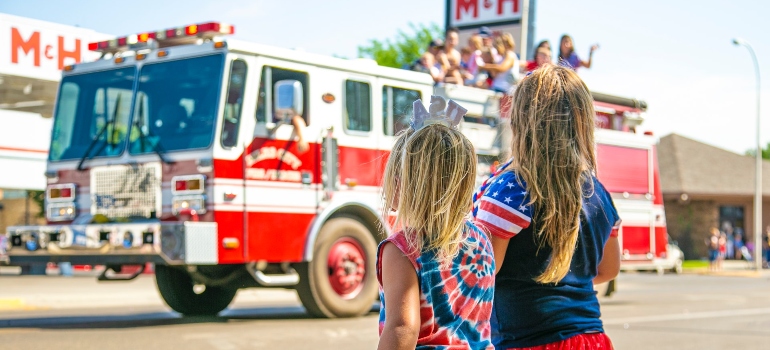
[662,241,684,274]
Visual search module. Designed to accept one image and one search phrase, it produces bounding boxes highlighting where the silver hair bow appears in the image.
[410,95,468,130]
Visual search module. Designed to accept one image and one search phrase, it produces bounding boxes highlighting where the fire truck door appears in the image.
[242,62,318,261]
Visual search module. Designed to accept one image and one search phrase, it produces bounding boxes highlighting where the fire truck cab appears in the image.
[1,22,667,315]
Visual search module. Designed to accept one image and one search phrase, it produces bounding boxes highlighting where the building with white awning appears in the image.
[0,13,111,233]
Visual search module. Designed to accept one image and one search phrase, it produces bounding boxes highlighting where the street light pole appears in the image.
[733,38,762,270]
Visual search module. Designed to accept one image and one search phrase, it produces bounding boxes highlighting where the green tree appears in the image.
[28,190,45,218]
[745,142,770,159]
[357,23,444,69]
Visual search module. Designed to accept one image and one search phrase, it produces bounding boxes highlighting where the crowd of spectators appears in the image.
[411,26,598,92]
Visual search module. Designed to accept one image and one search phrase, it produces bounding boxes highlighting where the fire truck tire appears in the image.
[295,217,378,318]
[155,265,237,316]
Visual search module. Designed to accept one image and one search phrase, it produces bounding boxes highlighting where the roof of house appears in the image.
[659,133,770,196]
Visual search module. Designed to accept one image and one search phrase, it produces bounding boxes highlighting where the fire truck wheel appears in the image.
[295,217,378,318]
[155,265,237,316]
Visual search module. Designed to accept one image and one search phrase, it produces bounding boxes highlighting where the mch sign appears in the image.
[0,13,111,81]
[448,0,523,28]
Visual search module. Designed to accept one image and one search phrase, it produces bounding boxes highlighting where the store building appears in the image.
[659,133,770,260]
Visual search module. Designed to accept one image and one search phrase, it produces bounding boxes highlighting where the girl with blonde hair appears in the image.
[473,65,621,349]
[377,96,495,350]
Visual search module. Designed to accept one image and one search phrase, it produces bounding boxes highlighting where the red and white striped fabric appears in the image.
[474,172,531,239]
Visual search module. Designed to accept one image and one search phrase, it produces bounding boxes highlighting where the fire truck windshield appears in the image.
[49,67,136,162]
[48,54,225,163]
[128,54,224,155]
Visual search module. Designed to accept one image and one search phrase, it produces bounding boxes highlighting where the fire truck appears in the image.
[591,94,672,292]
[0,22,667,316]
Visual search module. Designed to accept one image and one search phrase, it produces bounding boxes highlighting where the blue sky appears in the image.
[2,0,767,154]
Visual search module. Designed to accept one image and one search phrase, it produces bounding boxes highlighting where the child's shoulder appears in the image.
[378,231,420,268]
[466,221,490,241]
[486,170,526,191]
[456,221,493,256]
[480,170,529,204]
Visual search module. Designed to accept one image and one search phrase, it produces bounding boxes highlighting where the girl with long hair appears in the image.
[473,65,621,349]
[378,96,495,350]
[558,34,598,71]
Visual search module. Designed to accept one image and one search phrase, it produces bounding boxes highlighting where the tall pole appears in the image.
[733,38,762,270]
[520,0,530,63]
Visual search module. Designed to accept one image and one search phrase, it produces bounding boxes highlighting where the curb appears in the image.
[0,298,36,311]
[682,268,764,278]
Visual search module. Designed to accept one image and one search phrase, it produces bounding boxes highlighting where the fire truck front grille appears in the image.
[91,163,162,218]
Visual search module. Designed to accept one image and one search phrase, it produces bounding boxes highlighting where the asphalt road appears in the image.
[1,271,769,349]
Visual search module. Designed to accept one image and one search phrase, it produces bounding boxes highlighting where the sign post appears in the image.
[445,0,536,61]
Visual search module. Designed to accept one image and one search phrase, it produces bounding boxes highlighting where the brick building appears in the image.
[658,134,770,259]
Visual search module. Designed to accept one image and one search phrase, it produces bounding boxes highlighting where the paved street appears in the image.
[1,270,770,349]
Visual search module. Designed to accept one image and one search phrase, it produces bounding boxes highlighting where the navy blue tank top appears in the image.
[474,171,620,348]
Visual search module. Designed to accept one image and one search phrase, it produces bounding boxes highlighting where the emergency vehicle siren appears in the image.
[87,22,235,55]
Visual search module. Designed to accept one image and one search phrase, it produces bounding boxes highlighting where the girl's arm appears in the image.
[429,66,445,83]
[481,52,515,73]
[291,114,309,154]
[580,45,598,68]
[378,243,421,350]
[437,51,451,71]
[491,235,510,274]
[594,236,620,284]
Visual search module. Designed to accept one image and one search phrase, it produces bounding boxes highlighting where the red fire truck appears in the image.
[0,22,668,315]
[591,94,674,291]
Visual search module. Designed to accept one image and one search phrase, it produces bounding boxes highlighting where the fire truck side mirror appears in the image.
[274,80,304,121]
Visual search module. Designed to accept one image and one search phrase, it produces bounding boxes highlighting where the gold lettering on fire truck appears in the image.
[244,147,303,182]
[244,146,302,169]
[245,168,302,182]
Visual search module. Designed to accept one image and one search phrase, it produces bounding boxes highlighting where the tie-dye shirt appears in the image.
[377,221,495,350]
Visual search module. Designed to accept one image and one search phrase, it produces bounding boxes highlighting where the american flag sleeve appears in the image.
[473,174,532,239]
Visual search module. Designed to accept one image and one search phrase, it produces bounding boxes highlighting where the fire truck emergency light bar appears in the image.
[88,22,235,54]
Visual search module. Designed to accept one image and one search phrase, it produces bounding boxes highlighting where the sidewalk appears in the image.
[683,259,770,278]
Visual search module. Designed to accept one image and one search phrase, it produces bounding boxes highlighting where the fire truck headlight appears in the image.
[143,231,154,245]
[172,195,206,215]
[47,203,77,222]
[11,234,22,247]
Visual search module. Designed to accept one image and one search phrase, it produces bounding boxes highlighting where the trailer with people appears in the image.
[0,22,667,316]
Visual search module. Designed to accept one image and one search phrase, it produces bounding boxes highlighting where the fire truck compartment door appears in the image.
[596,144,652,195]
[617,205,656,258]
